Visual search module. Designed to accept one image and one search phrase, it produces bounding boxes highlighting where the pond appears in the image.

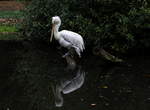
[0,41,150,110]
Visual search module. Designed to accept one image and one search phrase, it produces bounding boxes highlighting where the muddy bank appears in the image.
[0,1,25,11]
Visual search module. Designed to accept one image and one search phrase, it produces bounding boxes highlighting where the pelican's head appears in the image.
[50,16,61,42]
[52,16,61,26]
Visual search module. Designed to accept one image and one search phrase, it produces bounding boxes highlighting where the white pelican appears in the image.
[50,16,85,58]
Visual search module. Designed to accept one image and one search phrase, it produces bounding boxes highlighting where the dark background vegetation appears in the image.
[22,0,150,54]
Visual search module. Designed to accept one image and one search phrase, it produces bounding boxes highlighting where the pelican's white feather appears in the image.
[60,30,85,50]
[51,16,85,57]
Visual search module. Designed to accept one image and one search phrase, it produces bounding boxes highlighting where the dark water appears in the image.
[0,41,150,110]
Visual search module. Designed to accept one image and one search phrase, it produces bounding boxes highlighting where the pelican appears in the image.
[50,16,85,58]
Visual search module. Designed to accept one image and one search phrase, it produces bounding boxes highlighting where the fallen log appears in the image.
[93,47,123,63]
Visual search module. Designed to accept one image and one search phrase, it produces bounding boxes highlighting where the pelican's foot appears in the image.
[78,55,81,58]
[62,51,74,58]
[57,46,62,50]
[62,52,69,58]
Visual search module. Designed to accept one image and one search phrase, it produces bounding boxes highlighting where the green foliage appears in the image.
[0,11,23,19]
[23,0,150,53]
[0,26,18,33]
[0,9,24,40]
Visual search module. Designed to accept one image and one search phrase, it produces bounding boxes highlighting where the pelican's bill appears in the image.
[50,25,54,42]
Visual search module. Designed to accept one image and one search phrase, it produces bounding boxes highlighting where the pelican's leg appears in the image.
[72,46,81,58]
[62,47,75,58]
[62,52,70,58]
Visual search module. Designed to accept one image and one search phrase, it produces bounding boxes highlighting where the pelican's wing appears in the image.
[58,37,72,49]
[60,30,85,51]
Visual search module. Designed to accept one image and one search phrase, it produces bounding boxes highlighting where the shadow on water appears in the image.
[0,41,150,110]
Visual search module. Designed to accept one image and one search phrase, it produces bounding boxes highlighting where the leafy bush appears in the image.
[22,0,150,53]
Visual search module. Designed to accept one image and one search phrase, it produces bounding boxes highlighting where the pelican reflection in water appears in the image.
[51,66,85,107]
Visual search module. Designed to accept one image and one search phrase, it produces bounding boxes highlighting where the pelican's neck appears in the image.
[53,24,60,40]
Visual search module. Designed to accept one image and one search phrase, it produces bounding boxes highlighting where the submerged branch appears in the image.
[93,48,123,63]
